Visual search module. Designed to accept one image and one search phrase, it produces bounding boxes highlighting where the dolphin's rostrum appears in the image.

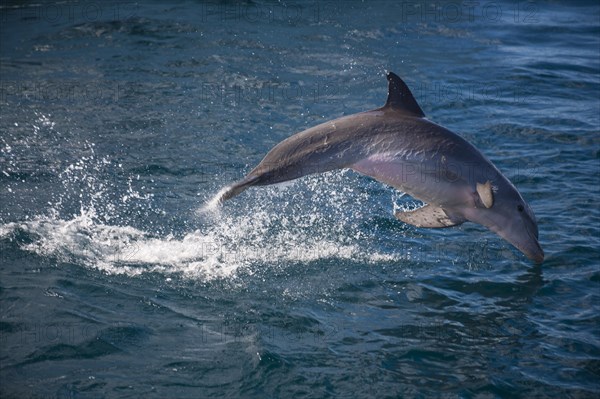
[216,72,544,263]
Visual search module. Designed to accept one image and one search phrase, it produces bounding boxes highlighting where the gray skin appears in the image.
[217,72,543,263]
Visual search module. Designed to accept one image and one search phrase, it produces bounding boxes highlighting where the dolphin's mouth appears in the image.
[498,222,544,263]
[485,219,544,263]
[499,231,544,263]
[521,222,544,263]
[518,236,544,263]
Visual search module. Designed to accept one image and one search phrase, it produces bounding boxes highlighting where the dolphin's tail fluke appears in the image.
[215,175,260,204]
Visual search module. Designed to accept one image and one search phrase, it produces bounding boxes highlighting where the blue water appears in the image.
[1,1,599,397]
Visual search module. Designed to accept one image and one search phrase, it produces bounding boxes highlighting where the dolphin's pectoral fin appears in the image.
[476,181,494,208]
[395,205,465,228]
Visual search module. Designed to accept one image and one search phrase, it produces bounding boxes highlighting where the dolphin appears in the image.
[215,72,543,263]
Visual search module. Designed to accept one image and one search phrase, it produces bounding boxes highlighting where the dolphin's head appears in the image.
[462,179,544,263]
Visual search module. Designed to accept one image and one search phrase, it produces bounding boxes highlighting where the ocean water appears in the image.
[1,0,599,397]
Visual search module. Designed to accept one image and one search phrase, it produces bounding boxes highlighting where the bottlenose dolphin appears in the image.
[216,72,543,263]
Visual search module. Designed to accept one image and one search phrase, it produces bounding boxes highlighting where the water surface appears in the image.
[1,1,599,397]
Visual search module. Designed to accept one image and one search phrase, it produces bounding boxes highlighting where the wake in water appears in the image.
[1,198,398,281]
[1,152,402,282]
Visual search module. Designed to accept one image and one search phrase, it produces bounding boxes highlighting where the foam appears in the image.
[2,208,396,281]
[2,172,404,281]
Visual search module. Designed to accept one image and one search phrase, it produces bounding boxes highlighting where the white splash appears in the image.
[2,146,404,282]
[2,208,393,281]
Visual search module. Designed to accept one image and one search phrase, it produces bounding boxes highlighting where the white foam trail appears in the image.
[2,171,406,281]
[3,215,393,281]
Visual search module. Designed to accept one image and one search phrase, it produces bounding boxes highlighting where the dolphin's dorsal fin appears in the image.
[383,72,425,117]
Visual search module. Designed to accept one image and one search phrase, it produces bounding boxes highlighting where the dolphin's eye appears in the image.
[517,204,524,212]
